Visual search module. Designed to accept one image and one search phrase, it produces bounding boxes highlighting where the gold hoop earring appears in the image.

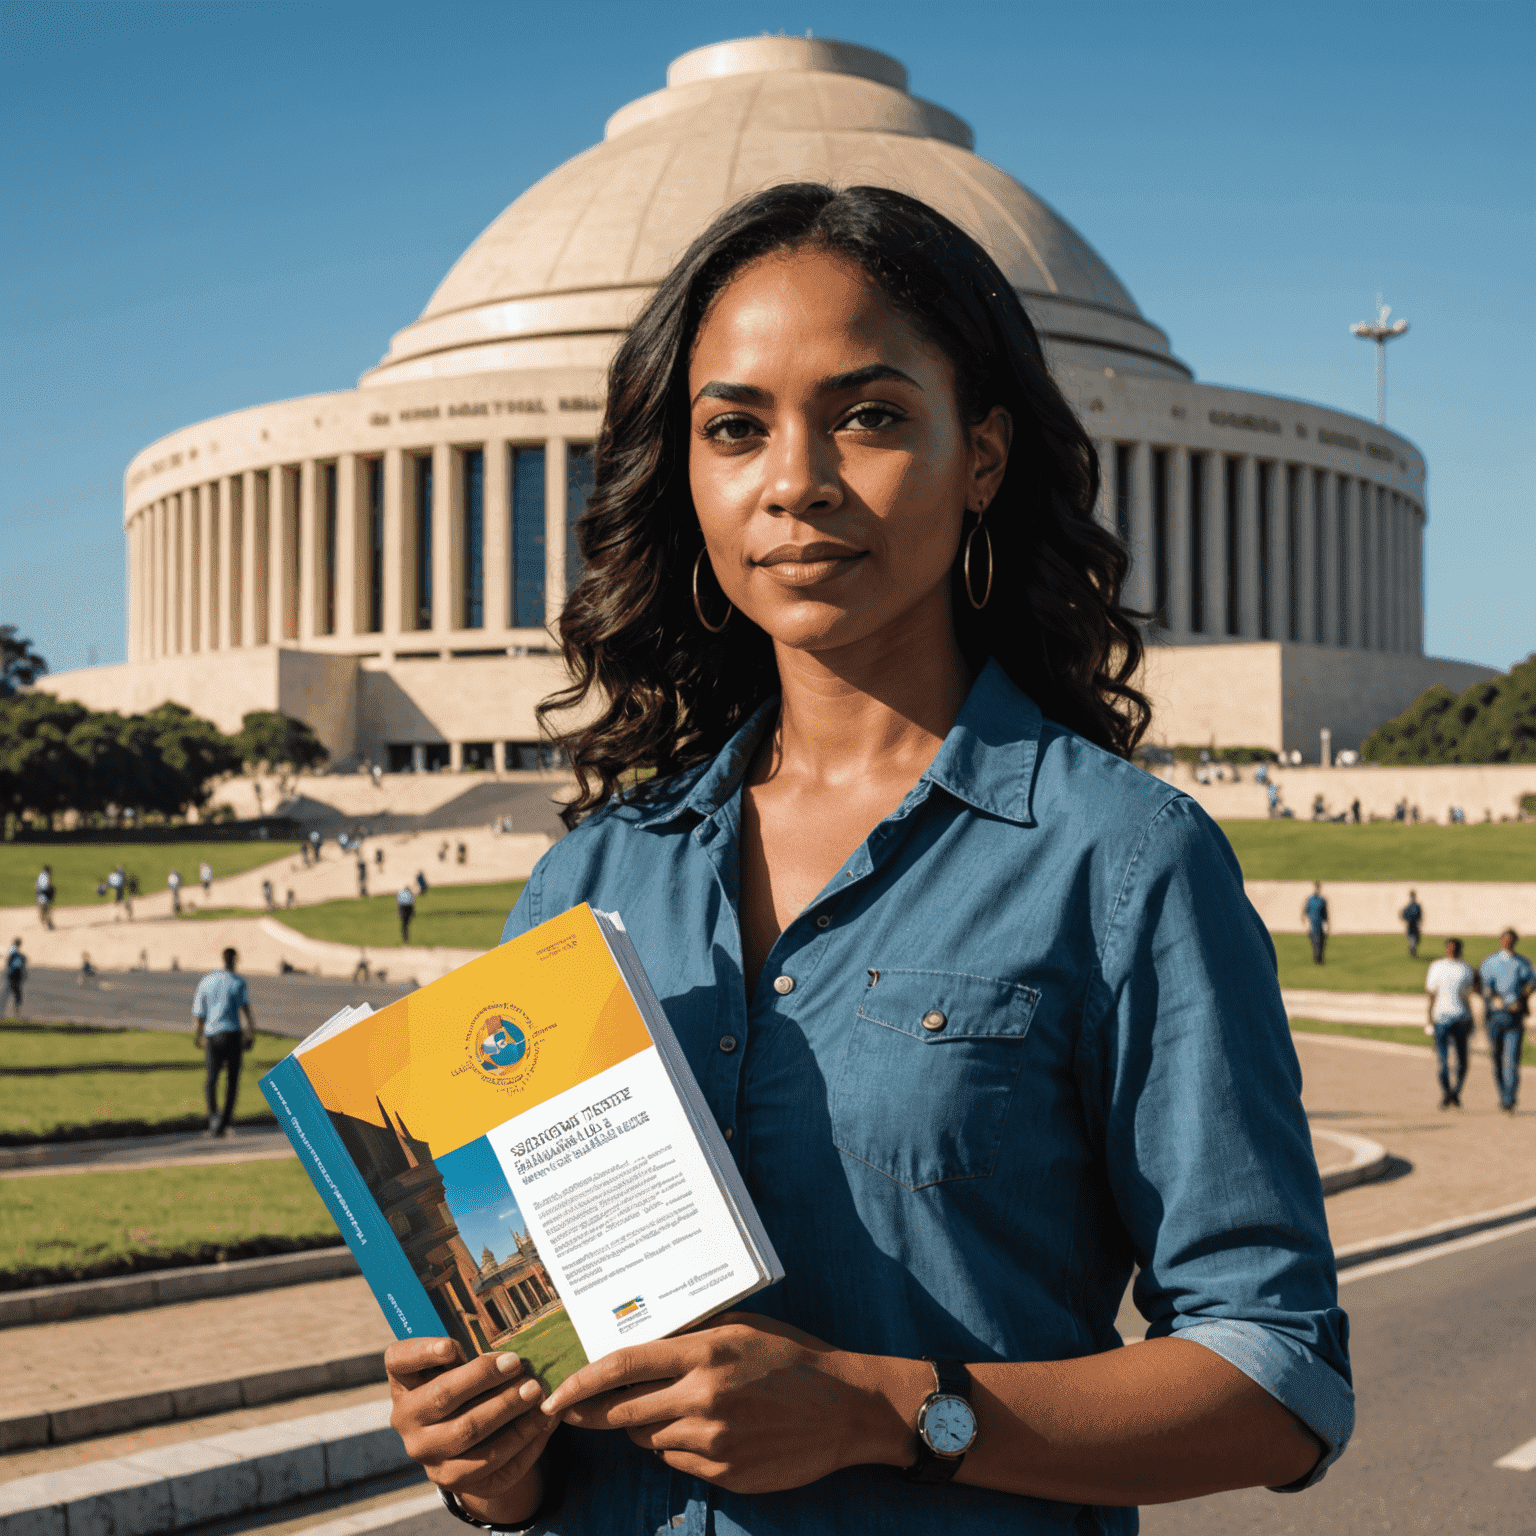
[692,548,732,633]
[963,512,993,611]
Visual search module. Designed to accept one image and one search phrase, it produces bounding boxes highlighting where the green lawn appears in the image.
[1290,1017,1535,1066]
[1274,933,1512,993]
[0,1160,338,1289]
[495,1307,587,1392]
[191,880,526,950]
[0,841,300,909]
[0,1019,292,1142]
[1218,819,1536,882]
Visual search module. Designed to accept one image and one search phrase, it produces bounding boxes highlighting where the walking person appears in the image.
[1479,930,1534,1113]
[1304,882,1329,965]
[357,856,369,898]
[108,864,126,919]
[261,878,275,912]
[5,938,25,1017]
[397,884,415,944]
[35,866,55,930]
[1400,891,1423,958]
[192,947,255,1138]
[167,868,183,916]
[1425,939,1478,1109]
[387,186,1347,1534]
[199,860,213,896]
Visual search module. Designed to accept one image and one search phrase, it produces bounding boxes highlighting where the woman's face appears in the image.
[687,248,1009,657]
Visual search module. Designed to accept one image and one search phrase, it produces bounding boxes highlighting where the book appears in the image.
[259,903,782,1390]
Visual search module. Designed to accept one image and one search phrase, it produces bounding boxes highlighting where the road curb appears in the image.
[1335,1195,1536,1271]
[0,1400,410,1536]
[0,1246,356,1329]
[1313,1128,1392,1194]
[0,1351,386,1454]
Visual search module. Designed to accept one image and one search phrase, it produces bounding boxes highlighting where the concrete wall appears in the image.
[1137,641,1499,755]
[1156,760,1536,822]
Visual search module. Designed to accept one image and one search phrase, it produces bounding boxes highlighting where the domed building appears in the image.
[52,36,1491,764]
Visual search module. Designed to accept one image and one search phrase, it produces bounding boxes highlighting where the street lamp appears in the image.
[1350,297,1410,426]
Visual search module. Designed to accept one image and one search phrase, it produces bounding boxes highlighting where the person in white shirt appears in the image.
[1425,938,1480,1109]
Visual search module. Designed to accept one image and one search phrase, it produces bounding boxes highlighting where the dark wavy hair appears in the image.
[542,183,1149,826]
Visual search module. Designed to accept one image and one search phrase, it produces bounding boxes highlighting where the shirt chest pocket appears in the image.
[829,968,1040,1191]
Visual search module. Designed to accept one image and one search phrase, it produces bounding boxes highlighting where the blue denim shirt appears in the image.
[503,661,1352,1536]
[1479,949,1534,1015]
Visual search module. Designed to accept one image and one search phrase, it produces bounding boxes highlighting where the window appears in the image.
[567,443,595,593]
[323,462,337,635]
[462,741,495,771]
[414,455,433,630]
[511,447,546,628]
[1285,466,1300,642]
[1256,461,1271,641]
[1336,477,1350,646]
[1224,457,1241,636]
[1113,444,1131,544]
[1151,449,1169,626]
[1312,470,1327,644]
[368,459,384,633]
[463,449,484,629]
[1188,454,1205,633]
[504,741,568,770]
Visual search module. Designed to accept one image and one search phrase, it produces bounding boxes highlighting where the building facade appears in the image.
[48,35,1492,760]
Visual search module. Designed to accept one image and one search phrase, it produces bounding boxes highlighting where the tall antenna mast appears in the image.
[1350,295,1410,426]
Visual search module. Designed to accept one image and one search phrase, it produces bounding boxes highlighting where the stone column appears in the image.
[382,447,404,655]
[1238,455,1260,638]
[163,497,176,656]
[243,469,263,647]
[1127,440,1153,615]
[545,436,569,626]
[1356,480,1372,651]
[1292,467,1311,645]
[449,740,464,771]
[298,459,318,641]
[1202,455,1224,639]
[1412,502,1425,654]
[1095,438,1115,534]
[200,483,217,651]
[269,467,291,644]
[336,454,360,638]
[484,440,509,634]
[435,442,456,638]
[1168,447,1192,638]
[214,478,234,649]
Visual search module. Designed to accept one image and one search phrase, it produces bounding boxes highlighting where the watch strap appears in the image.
[905,1357,974,1485]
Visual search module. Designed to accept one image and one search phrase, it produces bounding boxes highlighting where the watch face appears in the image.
[921,1393,977,1456]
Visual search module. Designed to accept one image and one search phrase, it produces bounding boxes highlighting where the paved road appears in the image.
[13,966,414,1039]
[1142,1224,1536,1535]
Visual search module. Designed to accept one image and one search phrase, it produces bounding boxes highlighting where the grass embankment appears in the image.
[0,841,300,908]
[0,1019,292,1143]
[192,880,527,950]
[1272,933,1513,994]
[1218,819,1536,882]
[495,1308,587,1392]
[1290,1017,1536,1066]
[0,1161,338,1290]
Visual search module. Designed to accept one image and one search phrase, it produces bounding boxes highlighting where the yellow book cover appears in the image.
[276,903,772,1390]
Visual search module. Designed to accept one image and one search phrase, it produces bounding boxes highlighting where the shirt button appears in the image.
[723,1126,734,1141]
[815,915,830,929]
[773,975,795,995]
[921,1010,947,1032]
[719,1035,737,1053]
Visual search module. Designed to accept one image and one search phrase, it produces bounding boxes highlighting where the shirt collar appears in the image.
[629,658,1042,831]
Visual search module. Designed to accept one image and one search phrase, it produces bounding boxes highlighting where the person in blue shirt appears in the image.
[192,947,254,1137]
[1399,892,1422,958]
[1479,929,1534,1112]
[1303,883,1329,964]
[383,184,1349,1536]
[5,937,26,1017]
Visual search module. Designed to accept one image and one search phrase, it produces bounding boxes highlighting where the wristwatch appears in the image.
[439,1482,559,1534]
[905,1357,978,1484]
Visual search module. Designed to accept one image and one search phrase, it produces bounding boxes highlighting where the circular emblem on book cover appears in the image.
[467,1003,538,1086]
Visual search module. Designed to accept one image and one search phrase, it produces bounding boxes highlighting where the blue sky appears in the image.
[2,0,1531,675]
[438,1135,527,1268]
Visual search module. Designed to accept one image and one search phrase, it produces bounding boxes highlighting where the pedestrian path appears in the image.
[0,1125,294,1178]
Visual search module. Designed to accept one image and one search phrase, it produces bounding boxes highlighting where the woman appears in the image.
[386,184,1351,1535]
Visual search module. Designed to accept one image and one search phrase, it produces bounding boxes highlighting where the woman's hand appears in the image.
[386,1338,559,1525]
[539,1312,924,1495]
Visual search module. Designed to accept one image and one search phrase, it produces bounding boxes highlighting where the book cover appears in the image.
[261,903,776,1390]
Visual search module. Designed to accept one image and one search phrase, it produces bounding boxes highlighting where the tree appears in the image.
[143,703,244,810]
[1363,655,1536,764]
[235,710,329,774]
[0,627,48,699]
[0,694,89,824]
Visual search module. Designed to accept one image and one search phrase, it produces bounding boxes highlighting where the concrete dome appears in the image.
[361,37,1188,387]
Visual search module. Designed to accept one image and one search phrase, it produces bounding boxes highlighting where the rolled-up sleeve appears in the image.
[1082,795,1354,1488]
